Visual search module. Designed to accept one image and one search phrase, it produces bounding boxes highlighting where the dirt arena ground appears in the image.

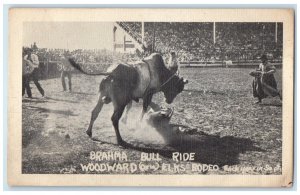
[22,67,282,175]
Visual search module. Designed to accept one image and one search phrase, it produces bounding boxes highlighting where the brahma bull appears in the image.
[69,53,187,147]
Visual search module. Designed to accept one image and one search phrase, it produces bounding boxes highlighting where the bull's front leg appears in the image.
[141,93,153,120]
[86,95,104,137]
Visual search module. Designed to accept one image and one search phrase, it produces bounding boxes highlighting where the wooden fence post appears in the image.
[46,59,49,79]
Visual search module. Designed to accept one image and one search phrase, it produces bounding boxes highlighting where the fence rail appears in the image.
[39,60,112,79]
[180,59,282,68]
[38,59,283,80]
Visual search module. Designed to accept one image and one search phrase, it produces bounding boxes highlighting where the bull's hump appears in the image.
[106,63,119,73]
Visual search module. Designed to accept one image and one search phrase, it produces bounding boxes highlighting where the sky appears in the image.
[23,22,114,50]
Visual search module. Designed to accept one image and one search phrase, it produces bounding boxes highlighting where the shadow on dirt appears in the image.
[71,91,97,96]
[45,97,79,104]
[90,136,176,158]
[98,124,264,166]
[22,98,47,104]
[166,124,264,166]
[25,105,78,116]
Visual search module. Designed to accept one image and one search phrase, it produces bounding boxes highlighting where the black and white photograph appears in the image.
[8,8,294,187]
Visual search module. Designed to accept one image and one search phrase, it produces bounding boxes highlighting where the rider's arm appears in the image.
[264,65,276,75]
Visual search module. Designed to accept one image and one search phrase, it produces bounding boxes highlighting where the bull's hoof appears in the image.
[118,140,130,148]
[86,130,92,137]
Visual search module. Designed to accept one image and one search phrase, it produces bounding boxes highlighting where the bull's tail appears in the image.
[68,58,110,76]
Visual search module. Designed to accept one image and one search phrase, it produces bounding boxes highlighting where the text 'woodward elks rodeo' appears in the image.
[80,151,205,174]
[78,151,281,174]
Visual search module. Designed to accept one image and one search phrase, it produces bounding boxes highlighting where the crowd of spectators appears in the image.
[118,22,283,62]
[22,46,139,78]
[215,23,283,61]
[22,47,139,64]
[144,22,214,62]
[23,22,283,79]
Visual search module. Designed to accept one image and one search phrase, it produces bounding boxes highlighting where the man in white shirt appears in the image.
[59,52,73,92]
[23,48,45,98]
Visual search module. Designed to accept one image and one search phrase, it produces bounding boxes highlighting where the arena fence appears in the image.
[38,60,110,80]
[38,59,282,80]
[38,60,61,79]
[180,60,282,68]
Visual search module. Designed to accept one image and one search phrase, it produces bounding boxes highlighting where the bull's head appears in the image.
[161,76,188,104]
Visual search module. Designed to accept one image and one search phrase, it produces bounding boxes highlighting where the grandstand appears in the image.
[25,22,283,79]
[114,22,283,66]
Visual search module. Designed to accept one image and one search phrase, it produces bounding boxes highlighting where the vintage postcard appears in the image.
[8,8,294,187]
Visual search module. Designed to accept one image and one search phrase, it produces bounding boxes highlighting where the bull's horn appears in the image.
[160,110,168,116]
[168,108,174,118]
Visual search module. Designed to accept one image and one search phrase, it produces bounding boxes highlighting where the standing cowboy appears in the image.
[22,48,33,98]
[23,48,45,98]
[251,54,281,103]
[59,52,73,92]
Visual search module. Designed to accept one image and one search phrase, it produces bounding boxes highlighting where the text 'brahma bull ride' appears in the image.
[69,53,187,147]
